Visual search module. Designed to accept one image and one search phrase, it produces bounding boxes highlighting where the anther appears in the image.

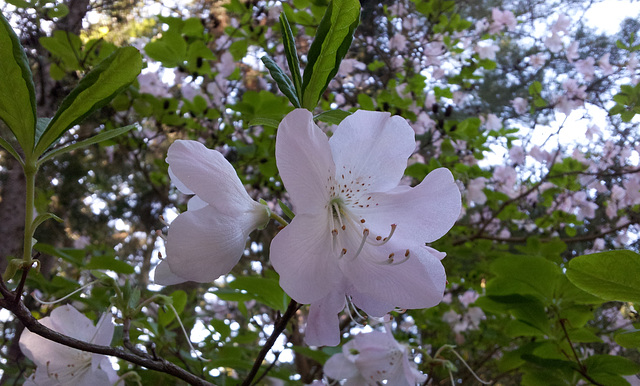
[360,219,366,223]
[332,229,338,236]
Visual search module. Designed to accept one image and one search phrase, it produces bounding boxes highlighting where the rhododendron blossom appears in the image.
[155,140,270,285]
[19,305,119,386]
[323,325,426,385]
[270,109,461,346]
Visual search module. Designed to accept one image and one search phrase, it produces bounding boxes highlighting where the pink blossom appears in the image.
[566,41,579,63]
[270,109,461,346]
[475,18,489,33]
[458,290,479,307]
[338,58,366,77]
[529,145,551,163]
[154,140,270,285]
[509,145,526,164]
[323,326,426,386]
[544,33,563,53]
[599,53,615,75]
[485,113,502,130]
[551,14,571,34]
[585,124,602,140]
[474,41,500,60]
[528,53,547,69]
[511,97,528,114]
[467,177,487,205]
[389,33,408,51]
[576,57,595,81]
[19,305,119,385]
[490,9,517,33]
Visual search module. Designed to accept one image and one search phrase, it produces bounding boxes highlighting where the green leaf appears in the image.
[615,329,640,348]
[34,47,142,156]
[566,250,640,303]
[144,30,187,67]
[6,0,32,8]
[261,55,301,108]
[31,213,63,234]
[38,124,135,164]
[85,255,135,274]
[314,109,351,125]
[228,276,289,312]
[301,0,360,110]
[291,345,331,364]
[0,12,37,154]
[0,136,23,164]
[158,290,188,326]
[248,117,281,128]
[584,354,640,376]
[280,13,303,103]
[278,199,295,220]
[33,243,85,265]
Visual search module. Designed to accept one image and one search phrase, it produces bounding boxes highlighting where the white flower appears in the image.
[154,140,270,285]
[270,109,461,346]
[323,326,426,386]
[19,305,119,386]
[511,97,528,114]
[544,33,563,53]
[551,14,571,34]
[475,41,500,60]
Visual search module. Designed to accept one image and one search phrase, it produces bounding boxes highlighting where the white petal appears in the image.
[168,166,194,195]
[305,290,346,347]
[342,246,446,310]
[357,167,461,243]
[166,206,250,283]
[270,213,343,304]
[187,195,208,211]
[154,260,188,285]
[275,109,335,214]
[329,110,416,192]
[90,312,114,346]
[49,305,95,342]
[349,289,394,317]
[323,353,358,380]
[166,140,255,215]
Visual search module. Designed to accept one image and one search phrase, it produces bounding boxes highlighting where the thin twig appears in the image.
[242,299,300,386]
[0,280,212,386]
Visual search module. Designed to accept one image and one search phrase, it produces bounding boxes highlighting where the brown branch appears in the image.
[465,220,635,245]
[558,318,605,386]
[242,299,300,386]
[0,285,212,386]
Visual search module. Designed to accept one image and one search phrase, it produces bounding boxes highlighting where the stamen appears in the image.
[367,224,397,246]
[349,229,369,260]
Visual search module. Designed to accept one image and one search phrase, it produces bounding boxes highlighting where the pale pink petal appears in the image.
[356,168,461,243]
[329,110,416,193]
[187,196,208,211]
[49,305,95,342]
[168,166,194,195]
[166,140,255,215]
[342,246,446,309]
[154,260,188,285]
[349,289,394,317]
[90,312,114,346]
[270,213,344,304]
[323,353,358,379]
[275,109,335,214]
[305,290,347,346]
[166,206,251,283]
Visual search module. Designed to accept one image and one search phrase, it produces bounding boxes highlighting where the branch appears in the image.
[242,299,300,386]
[0,285,212,386]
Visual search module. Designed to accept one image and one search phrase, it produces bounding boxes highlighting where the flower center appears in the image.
[325,171,408,265]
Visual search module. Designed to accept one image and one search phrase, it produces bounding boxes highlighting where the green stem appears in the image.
[22,161,37,263]
[270,212,289,227]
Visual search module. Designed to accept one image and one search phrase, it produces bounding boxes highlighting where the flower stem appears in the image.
[22,160,37,263]
[270,212,289,227]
